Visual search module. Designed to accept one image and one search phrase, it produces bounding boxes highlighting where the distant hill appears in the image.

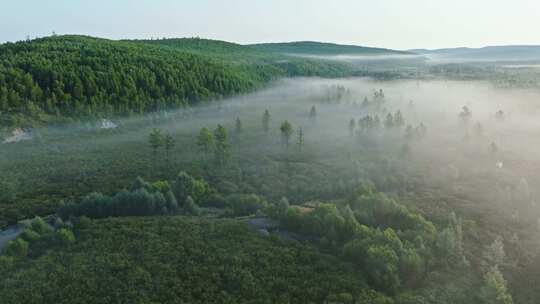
[129,38,272,62]
[410,45,540,62]
[250,41,411,56]
[0,36,354,126]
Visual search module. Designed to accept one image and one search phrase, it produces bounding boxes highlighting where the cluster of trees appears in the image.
[353,110,408,134]
[196,125,229,165]
[148,128,175,168]
[0,35,359,127]
[268,183,468,296]
[357,89,386,110]
[323,85,351,103]
[0,36,270,126]
[1,216,75,268]
[0,216,392,303]
[56,172,275,219]
[404,123,427,140]
[58,173,211,219]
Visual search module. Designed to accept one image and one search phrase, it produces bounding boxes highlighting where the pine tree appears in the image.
[148,128,163,169]
[163,133,175,167]
[297,127,304,151]
[262,109,270,133]
[349,119,356,137]
[309,105,317,120]
[234,117,243,143]
[214,125,229,165]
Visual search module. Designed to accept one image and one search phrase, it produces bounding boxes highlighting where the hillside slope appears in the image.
[411,45,540,62]
[251,41,411,56]
[0,36,353,127]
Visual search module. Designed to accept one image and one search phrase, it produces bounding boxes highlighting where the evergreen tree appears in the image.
[213,125,229,165]
[163,133,175,167]
[148,128,163,169]
[309,105,317,120]
[262,109,270,133]
[297,127,304,151]
[196,127,214,156]
[349,118,356,137]
[394,110,404,127]
[184,195,200,215]
[234,117,243,144]
[235,117,243,134]
[384,113,394,129]
[280,121,293,148]
[480,266,513,304]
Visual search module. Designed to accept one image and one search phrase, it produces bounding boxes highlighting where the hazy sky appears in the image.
[2,0,539,50]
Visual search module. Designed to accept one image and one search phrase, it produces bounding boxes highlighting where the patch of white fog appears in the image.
[2,128,33,144]
[100,119,118,129]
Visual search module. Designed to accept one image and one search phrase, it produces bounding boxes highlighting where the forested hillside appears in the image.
[251,41,411,56]
[0,36,353,127]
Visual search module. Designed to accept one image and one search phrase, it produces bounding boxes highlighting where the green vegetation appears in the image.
[1,216,392,304]
[251,41,411,56]
[0,36,358,127]
[2,37,540,303]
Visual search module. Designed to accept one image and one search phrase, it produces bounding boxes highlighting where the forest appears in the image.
[2,34,540,304]
[0,35,354,127]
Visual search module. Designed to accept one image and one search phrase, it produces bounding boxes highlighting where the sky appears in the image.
[1,0,540,50]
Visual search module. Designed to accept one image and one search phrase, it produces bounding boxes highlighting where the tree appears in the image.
[483,236,506,269]
[280,121,293,148]
[184,195,200,215]
[384,113,394,129]
[459,106,472,123]
[405,125,414,140]
[309,105,317,120]
[235,117,243,135]
[365,245,400,294]
[480,266,513,304]
[349,119,356,137]
[56,228,76,245]
[163,133,175,167]
[148,128,163,169]
[262,109,270,133]
[196,127,214,156]
[297,127,304,151]
[213,125,229,165]
[173,171,208,204]
[4,238,29,258]
[394,110,404,127]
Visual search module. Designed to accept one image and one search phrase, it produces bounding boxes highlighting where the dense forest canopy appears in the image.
[0,35,354,127]
[250,41,412,56]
